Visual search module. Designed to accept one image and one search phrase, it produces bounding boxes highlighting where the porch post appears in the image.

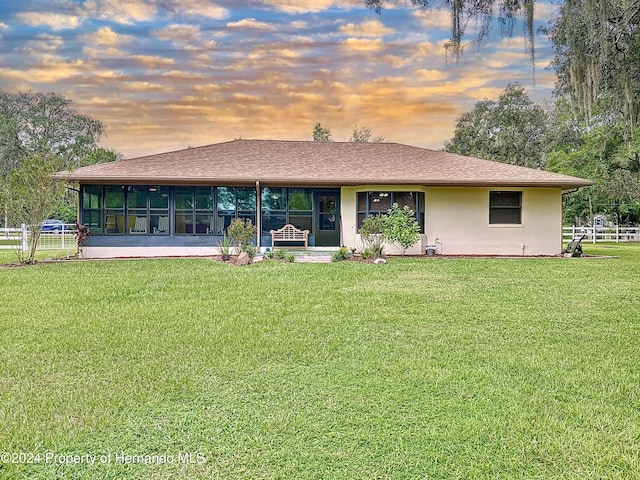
[255,181,261,249]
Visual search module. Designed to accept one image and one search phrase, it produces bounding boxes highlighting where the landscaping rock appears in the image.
[237,251,250,266]
[373,258,387,265]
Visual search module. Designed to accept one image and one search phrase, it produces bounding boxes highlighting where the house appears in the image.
[57,139,593,258]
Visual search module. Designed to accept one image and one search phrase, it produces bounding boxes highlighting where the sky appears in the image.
[0,0,560,159]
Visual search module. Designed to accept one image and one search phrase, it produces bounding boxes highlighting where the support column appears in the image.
[255,181,261,249]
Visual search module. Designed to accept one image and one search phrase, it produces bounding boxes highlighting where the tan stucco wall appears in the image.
[341,185,428,255]
[341,186,563,256]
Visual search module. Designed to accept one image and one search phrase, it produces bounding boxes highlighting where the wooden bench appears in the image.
[270,224,310,250]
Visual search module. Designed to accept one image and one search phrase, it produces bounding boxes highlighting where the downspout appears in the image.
[561,188,579,251]
[338,188,344,247]
[255,180,261,249]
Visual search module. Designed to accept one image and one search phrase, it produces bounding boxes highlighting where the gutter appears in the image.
[53,175,596,189]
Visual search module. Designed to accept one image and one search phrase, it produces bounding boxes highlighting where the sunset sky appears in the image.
[0,0,559,159]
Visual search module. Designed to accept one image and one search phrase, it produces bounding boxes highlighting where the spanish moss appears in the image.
[365,0,536,66]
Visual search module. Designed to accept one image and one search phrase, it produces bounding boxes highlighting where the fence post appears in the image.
[61,223,65,249]
[593,225,596,244]
[616,224,619,243]
[21,223,28,252]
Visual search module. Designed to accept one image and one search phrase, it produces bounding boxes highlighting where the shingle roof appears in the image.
[57,139,594,188]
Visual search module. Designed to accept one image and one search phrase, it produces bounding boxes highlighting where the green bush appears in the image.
[358,203,421,257]
[228,218,257,252]
[381,203,421,256]
[360,247,375,259]
[332,246,351,262]
[242,243,258,259]
[217,233,232,261]
[358,215,385,259]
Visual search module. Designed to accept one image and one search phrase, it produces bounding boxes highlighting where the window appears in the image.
[176,186,257,235]
[489,191,522,224]
[317,194,336,231]
[288,188,313,232]
[236,187,257,226]
[216,187,257,235]
[125,186,170,234]
[127,186,148,234]
[357,191,424,232]
[82,185,103,234]
[195,187,215,234]
[105,186,125,234]
[81,185,256,236]
[261,187,313,234]
[261,187,287,234]
[175,187,214,235]
[149,187,170,234]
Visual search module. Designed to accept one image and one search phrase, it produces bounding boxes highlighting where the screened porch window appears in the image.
[176,186,256,235]
[82,185,103,234]
[124,186,170,234]
[81,185,256,236]
[175,187,215,235]
[105,186,125,234]
[261,187,313,234]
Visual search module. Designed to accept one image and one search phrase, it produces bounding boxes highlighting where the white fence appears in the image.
[563,226,640,243]
[4,224,637,252]
[0,224,77,253]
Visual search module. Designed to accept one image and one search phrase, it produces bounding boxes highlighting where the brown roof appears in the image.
[57,139,594,188]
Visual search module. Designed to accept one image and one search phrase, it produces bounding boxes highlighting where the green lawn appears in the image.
[1,245,639,479]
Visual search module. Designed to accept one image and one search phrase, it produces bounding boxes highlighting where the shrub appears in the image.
[74,222,92,256]
[218,233,232,261]
[381,203,421,256]
[359,215,385,259]
[286,253,296,263]
[360,247,374,260]
[332,246,351,262]
[242,243,258,259]
[228,218,257,252]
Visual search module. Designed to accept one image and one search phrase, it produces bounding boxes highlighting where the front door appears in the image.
[314,190,340,246]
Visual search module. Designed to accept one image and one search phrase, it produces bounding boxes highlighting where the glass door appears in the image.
[314,190,340,246]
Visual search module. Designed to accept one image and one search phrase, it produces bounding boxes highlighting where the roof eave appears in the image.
[54,174,595,189]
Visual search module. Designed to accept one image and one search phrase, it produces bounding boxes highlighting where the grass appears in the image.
[0,244,639,479]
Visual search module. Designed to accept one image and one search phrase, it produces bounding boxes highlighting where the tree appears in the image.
[0,91,119,227]
[547,124,640,225]
[81,147,119,167]
[350,125,371,143]
[365,0,535,62]
[549,0,640,132]
[0,90,109,178]
[445,84,548,168]
[313,123,387,143]
[349,125,386,143]
[0,155,65,264]
[313,123,332,142]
